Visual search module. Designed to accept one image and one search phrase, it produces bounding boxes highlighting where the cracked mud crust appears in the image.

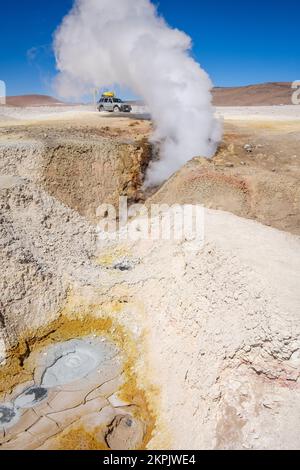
[0,310,156,450]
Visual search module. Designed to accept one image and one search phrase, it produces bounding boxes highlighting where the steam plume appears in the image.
[54,0,221,185]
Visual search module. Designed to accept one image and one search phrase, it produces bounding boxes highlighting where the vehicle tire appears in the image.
[99,106,104,112]
[113,106,120,113]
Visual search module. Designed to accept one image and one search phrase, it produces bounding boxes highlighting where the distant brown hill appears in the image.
[6,95,64,107]
[212,82,294,106]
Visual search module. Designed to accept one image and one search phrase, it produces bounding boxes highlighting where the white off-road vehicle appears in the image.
[98,95,132,113]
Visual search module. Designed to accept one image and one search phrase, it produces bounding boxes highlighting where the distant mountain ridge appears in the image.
[212,82,294,106]
[4,82,296,107]
[5,95,64,107]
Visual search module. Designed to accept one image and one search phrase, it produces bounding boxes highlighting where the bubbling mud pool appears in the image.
[0,316,154,450]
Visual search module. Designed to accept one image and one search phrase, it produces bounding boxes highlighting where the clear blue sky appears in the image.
[0,0,299,96]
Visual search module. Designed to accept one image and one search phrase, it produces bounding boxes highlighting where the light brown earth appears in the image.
[0,106,299,450]
[149,119,300,235]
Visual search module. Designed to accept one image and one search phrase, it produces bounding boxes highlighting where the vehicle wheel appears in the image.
[99,106,104,112]
[113,106,120,113]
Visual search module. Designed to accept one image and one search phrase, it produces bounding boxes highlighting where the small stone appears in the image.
[225,162,234,168]
[113,260,133,271]
[244,144,253,153]
[105,414,145,450]
[263,401,273,409]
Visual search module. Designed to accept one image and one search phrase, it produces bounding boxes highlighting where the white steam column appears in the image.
[54,0,222,185]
